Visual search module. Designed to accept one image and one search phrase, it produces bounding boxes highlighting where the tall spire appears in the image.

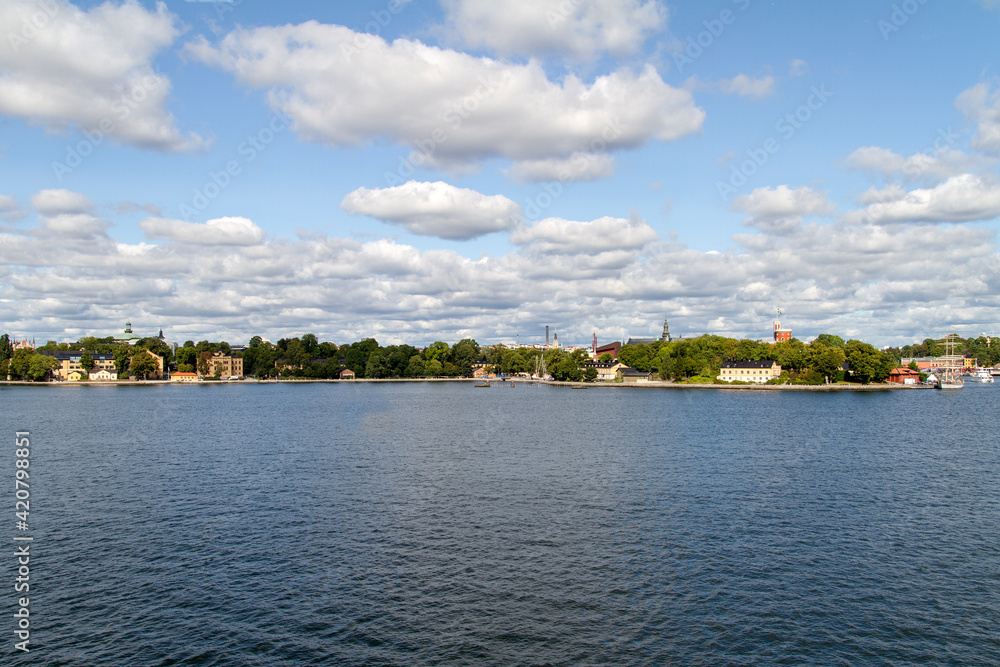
[661,319,671,342]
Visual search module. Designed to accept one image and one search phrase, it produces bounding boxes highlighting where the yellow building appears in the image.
[205,351,243,378]
[718,360,782,384]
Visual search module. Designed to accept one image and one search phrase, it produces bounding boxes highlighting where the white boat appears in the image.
[967,368,995,383]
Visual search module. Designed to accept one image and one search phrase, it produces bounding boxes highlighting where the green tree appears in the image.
[197,351,212,377]
[8,349,33,379]
[423,341,450,364]
[29,354,60,381]
[0,334,13,365]
[80,351,95,374]
[844,340,894,384]
[113,345,131,378]
[807,342,846,382]
[583,366,598,382]
[130,351,159,380]
[814,334,846,348]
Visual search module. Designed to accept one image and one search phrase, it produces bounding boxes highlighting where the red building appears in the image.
[595,341,622,360]
[888,367,921,385]
[773,321,792,342]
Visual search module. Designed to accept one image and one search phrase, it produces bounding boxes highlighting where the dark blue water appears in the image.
[3,382,1000,665]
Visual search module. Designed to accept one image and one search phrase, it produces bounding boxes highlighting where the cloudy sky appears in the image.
[1,0,999,347]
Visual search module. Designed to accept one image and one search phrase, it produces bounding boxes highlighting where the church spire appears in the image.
[661,319,671,342]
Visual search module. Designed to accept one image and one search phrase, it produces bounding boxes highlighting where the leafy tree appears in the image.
[8,349,33,379]
[450,339,480,377]
[315,341,338,359]
[844,340,894,384]
[0,334,13,364]
[583,367,598,382]
[80,351,95,373]
[405,355,426,377]
[130,351,159,380]
[807,342,846,382]
[423,341,450,364]
[598,352,614,363]
[301,334,318,355]
[249,335,263,348]
[28,354,60,381]
[113,345,132,378]
[177,364,195,373]
[814,334,846,348]
[197,351,212,377]
[175,346,198,368]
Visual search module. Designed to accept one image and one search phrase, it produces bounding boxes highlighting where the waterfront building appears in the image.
[171,372,199,383]
[90,369,117,381]
[617,367,653,383]
[205,351,243,378]
[42,351,117,380]
[718,360,782,384]
[583,361,624,382]
[888,367,921,385]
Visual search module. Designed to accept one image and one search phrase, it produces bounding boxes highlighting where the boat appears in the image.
[936,333,965,390]
[474,380,490,387]
[967,368,995,383]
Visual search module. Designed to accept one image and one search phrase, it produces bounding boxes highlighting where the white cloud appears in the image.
[138,216,266,246]
[734,185,835,222]
[341,181,522,240]
[510,215,658,254]
[186,23,703,169]
[30,189,94,215]
[846,145,991,181]
[5,185,1000,348]
[0,0,206,152]
[789,59,809,76]
[438,0,667,60]
[857,184,906,205]
[718,74,775,100]
[847,174,1000,224]
[956,82,1000,154]
[505,152,615,183]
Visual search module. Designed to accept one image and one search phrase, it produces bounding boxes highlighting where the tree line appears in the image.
[2,330,996,383]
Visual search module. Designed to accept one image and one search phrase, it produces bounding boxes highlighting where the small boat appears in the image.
[967,368,995,383]
[474,380,490,388]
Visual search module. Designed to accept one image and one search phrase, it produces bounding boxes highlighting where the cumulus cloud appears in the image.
[341,181,522,240]
[846,145,991,182]
[510,215,658,254]
[138,216,266,246]
[847,174,1000,224]
[5,183,1000,348]
[0,0,206,152]
[956,82,1000,154]
[438,0,667,60]
[186,23,703,169]
[30,189,94,215]
[733,185,835,233]
[505,152,615,183]
[0,195,26,221]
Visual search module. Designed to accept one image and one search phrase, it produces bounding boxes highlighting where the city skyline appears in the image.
[1,0,999,347]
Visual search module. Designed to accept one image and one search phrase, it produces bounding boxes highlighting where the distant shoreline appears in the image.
[1,378,931,391]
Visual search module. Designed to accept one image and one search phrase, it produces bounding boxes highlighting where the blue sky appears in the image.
[1,0,999,347]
